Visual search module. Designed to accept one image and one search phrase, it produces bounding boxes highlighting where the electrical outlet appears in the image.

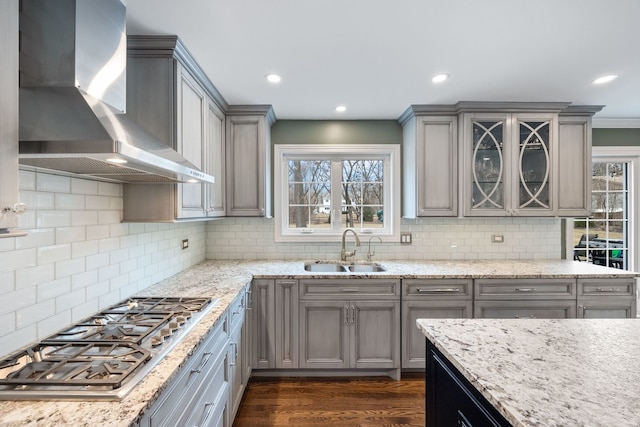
[491,234,504,243]
[182,239,189,249]
[400,232,412,244]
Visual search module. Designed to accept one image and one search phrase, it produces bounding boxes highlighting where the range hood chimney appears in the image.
[18,0,214,184]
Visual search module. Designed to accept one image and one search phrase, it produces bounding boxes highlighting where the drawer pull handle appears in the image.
[340,288,359,292]
[515,315,537,319]
[191,351,213,374]
[515,288,536,292]
[596,287,621,292]
[416,288,461,293]
[195,401,215,427]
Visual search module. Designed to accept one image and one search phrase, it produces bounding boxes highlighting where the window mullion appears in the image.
[331,160,342,232]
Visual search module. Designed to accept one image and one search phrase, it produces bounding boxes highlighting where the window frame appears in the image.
[565,146,639,271]
[274,144,400,243]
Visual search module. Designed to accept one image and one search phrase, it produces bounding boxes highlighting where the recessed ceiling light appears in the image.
[106,157,127,164]
[592,74,618,85]
[431,73,449,83]
[265,73,281,83]
[335,105,347,112]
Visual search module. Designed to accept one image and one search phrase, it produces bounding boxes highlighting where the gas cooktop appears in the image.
[0,297,217,400]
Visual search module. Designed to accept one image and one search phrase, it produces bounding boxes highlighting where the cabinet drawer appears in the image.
[229,286,248,331]
[474,279,576,300]
[474,300,576,318]
[578,279,636,297]
[140,315,229,427]
[179,350,230,427]
[403,279,472,299]
[299,279,400,299]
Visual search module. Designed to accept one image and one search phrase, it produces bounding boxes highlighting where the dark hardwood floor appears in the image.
[233,375,425,427]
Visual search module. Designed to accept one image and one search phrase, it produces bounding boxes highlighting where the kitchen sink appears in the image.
[303,262,386,273]
[347,263,387,272]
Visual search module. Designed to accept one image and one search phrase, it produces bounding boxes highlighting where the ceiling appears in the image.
[123,0,640,123]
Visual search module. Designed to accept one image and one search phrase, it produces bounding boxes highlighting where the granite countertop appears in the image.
[417,318,640,427]
[0,259,635,427]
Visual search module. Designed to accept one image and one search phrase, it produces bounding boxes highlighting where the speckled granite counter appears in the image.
[0,259,636,427]
[417,318,640,427]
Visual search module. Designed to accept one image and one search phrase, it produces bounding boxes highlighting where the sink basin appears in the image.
[347,263,387,272]
[304,262,348,272]
[303,262,386,273]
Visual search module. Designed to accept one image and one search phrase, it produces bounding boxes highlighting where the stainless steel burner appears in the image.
[0,296,217,400]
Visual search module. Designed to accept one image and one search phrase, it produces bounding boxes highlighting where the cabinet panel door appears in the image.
[252,279,275,369]
[226,116,265,216]
[402,300,471,369]
[474,300,576,318]
[351,301,400,369]
[206,100,226,217]
[463,113,510,216]
[416,116,458,216]
[578,299,636,318]
[176,67,207,218]
[557,116,591,216]
[229,324,243,418]
[275,280,299,369]
[299,301,349,369]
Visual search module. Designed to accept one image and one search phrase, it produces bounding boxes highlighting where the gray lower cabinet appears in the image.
[298,279,400,370]
[275,280,299,369]
[138,312,230,427]
[577,278,637,318]
[473,278,577,319]
[251,279,276,369]
[402,280,472,369]
[228,287,250,420]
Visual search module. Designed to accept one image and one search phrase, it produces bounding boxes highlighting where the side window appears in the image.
[275,145,400,242]
[572,161,630,270]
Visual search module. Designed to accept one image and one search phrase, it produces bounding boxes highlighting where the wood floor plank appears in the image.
[233,376,425,426]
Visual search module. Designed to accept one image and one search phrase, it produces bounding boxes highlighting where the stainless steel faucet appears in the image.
[341,228,361,261]
[367,236,383,261]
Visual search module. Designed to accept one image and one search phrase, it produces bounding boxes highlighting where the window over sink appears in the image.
[274,144,400,242]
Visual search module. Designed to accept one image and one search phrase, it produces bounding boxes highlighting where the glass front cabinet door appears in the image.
[463,112,558,216]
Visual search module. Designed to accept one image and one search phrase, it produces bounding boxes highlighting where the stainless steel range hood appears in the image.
[18,0,214,184]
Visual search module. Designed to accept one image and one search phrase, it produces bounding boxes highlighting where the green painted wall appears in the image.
[593,128,640,146]
[271,120,402,145]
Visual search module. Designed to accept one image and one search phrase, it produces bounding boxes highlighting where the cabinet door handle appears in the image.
[416,288,461,293]
[190,351,213,374]
[246,288,253,310]
[351,305,356,324]
[195,401,215,427]
[515,288,536,292]
[344,306,349,325]
[340,288,359,292]
[229,342,238,366]
[596,287,621,292]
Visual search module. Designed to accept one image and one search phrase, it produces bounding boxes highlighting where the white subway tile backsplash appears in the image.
[37,244,71,265]
[19,170,36,191]
[0,248,37,272]
[36,210,71,228]
[56,226,87,245]
[16,264,55,289]
[1,172,207,359]
[71,210,98,226]
[71,178,98,195]
[36,174,70,193]
[37,277,71,302]
[15,228,55,250]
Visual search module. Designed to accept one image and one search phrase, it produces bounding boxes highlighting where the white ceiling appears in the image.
[123,0,640,123]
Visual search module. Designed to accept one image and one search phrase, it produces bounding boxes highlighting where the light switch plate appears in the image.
[400,232,412,244]
[182,239,189,249]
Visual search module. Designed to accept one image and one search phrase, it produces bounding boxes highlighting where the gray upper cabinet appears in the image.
[225,107,275,217]
[399,102,601,218]
[461,109,560,217]
[400,107,458,217]
[123,35,228,222]
[557,107,602,217]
